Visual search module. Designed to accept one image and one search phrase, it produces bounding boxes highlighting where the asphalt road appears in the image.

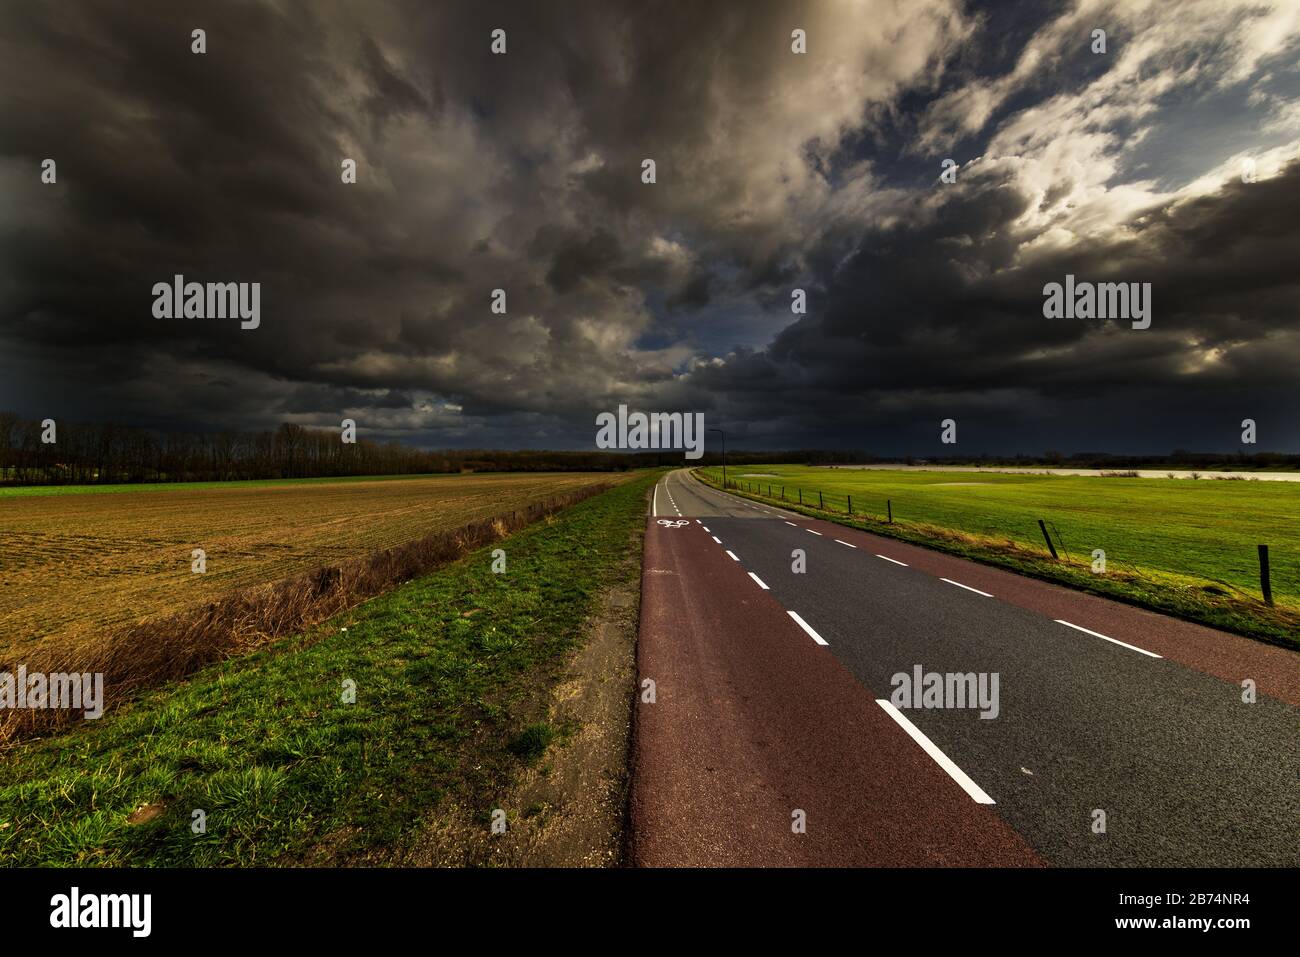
[631,469,1300,867]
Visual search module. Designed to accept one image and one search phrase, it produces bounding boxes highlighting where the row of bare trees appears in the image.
[7,411,1286,486]
[0,415,408,484]
[0,412,862,485]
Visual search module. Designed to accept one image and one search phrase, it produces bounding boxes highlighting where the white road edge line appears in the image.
[711,535,721,544]
[876,554,909,566]
[806,528,823,536]
[725,550,740,562]
[1055,619,1163,658]
[653,483,659,517]
[702,526,711,532]
[875,700,995,804]
[940,577,993,597]
[834,539,857,548]
[784,521,798,526]
[787,610,829,646]
[748,571,769,590]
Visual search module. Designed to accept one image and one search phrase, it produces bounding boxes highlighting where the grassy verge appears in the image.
[697,469,1299,649]
[0,472,657,865]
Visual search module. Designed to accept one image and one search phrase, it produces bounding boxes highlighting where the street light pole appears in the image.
[708,427,725,489]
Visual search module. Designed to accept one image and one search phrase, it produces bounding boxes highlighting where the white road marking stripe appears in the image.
[787,610,829,646]
[940,577,993,597]
[1055,619,1162,658]
[702,526,710,532]
[784,521,798,526]
[711,535,721,544]
[834,539,857,548]
[876,554,909,566]
[653,483,659,516]
[725,550,740,561]
[748,571,769,590]
[875,700,995,804]
[806,528,823,536]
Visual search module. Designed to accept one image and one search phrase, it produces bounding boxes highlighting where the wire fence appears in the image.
[695,470,1294,615]
[713,475,892,523]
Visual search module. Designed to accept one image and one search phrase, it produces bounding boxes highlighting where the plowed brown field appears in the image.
[0,472,629,659]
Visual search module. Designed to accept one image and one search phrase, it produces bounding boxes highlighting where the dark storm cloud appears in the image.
[541,229,625,294]
[0,0,1297,452]
[693,159,1300,451]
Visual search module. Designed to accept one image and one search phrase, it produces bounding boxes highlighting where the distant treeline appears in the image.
[0,412,861,485]
[10,411,1283,485]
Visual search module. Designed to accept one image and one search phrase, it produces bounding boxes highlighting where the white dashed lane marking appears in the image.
[875,700,995,804]
[787,610,829,646]
[940,578,993,597]
[1055,619,1162,658]
[698,480,1164,672]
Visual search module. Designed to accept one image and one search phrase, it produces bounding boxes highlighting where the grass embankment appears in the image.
[0,472,656,865]
[699,466,1300,648]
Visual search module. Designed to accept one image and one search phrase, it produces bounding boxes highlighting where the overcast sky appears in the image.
[2,0,1298,454]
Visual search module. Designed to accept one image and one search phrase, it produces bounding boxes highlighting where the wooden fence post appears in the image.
[1259,544,1273,606]
[1038,519,1059,560]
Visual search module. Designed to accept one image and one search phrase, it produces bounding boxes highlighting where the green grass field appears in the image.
[700,465,1300,646]
[0,473,654,866]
